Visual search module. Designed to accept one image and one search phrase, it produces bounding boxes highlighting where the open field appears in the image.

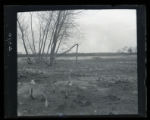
[17,54,138,116]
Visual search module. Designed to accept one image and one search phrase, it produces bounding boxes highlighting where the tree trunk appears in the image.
[49,37,57,66]
[30,13,36,54]
[49,12,61,66]
[17,19,31,64]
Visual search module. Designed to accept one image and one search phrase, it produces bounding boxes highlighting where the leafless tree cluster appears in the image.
[17,10,81,66]
[117,46,137,54]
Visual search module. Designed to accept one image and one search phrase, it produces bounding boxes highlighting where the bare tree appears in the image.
[49,10,79,66]
[41,12,54,55]
[128,47,132,54]
[17,14,31,63]
[17,10,81,65]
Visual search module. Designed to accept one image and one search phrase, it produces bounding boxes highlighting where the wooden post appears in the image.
[29,87,35,100]
[76,44,78,63]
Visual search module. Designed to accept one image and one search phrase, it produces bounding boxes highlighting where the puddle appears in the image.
[97,88,110,95]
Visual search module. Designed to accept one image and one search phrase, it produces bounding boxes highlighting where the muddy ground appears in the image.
[17,54,138,116]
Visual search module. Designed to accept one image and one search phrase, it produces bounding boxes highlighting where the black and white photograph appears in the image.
[17,9,138,116]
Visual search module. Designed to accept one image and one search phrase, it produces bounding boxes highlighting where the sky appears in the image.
[17,9,137,53]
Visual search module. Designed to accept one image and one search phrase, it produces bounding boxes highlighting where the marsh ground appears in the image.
[17,54,137,116]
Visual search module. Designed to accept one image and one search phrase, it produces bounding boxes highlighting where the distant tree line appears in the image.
[117,46,137,54]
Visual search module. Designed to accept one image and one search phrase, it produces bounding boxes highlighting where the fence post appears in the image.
[76,44,78,63]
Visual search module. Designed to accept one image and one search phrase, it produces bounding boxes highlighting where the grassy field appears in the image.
[17,54,138,116]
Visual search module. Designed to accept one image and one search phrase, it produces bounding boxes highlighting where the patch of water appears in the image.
[55,55,130,60]
[97,88,110,95]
